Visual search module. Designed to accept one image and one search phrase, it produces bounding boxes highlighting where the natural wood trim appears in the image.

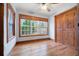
[0,3,4,56]
[19,14,48,37]
[19,14,48,22]
[6,3,8,43]
[13,11,15,35]
[19,14,20,37]
[6,3,15,43]
[55,16,57,42]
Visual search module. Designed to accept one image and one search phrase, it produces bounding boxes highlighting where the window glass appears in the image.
[20,19,30,36]
[8,9,13,38]
[20,17,48,36]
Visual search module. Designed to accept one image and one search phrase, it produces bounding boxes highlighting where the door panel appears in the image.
[55,7,76,48]
[63,31,68,45]
[65,9,76,47]
[56,14,63,43]
[57,31,62,43]
[67,31,75,46]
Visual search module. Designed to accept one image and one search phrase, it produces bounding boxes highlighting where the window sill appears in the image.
[19,34,48,37]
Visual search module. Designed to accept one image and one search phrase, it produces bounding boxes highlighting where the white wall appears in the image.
[4,4,16,56]
[54,3,77,16]
[48,16,55,40]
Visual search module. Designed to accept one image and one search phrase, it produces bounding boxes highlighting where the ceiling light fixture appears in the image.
[40,3,59,12]
[41,3,47,11]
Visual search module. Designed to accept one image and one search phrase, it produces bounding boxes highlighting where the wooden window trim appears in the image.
[6,3,15,43]
[19,14,48,37]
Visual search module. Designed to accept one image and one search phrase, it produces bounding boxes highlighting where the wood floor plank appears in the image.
[10,39,78,56]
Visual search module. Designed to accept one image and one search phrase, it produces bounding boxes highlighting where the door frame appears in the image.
[0,3,4,56]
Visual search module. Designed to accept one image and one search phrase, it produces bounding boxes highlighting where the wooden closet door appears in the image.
[62,13,68,45]
[64,8,76,47]
[56,15,63,43]
[76,4,79,50]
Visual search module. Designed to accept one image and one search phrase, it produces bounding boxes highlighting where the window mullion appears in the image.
[30,20,32,35]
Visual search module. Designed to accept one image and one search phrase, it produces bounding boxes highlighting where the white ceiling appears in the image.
[12,3,77,18]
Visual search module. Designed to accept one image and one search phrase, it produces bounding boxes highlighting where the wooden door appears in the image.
[76,4,79,55]
[62,13,69,45]
[0,4,4,56]
[63,8,76,47]
[55,14,63,43]
[55,7,77,48]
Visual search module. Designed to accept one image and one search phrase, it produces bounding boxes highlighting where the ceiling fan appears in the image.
[40,3,59,12]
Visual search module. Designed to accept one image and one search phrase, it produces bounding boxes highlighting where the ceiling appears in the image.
[13,3,77,18]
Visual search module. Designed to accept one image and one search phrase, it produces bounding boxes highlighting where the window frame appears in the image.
[6,4,15,43]
[20,19,31,36]
[19,14,48,37]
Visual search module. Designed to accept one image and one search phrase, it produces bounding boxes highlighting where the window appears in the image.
[20,19,30,36]
[19,15,48,36]
[7,4,15,42]
[8,9,13,38]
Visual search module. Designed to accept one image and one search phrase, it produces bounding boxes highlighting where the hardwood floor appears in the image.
[10,39,78,56]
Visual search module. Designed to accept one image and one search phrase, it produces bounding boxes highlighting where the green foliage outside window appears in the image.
[20,19,48,36]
